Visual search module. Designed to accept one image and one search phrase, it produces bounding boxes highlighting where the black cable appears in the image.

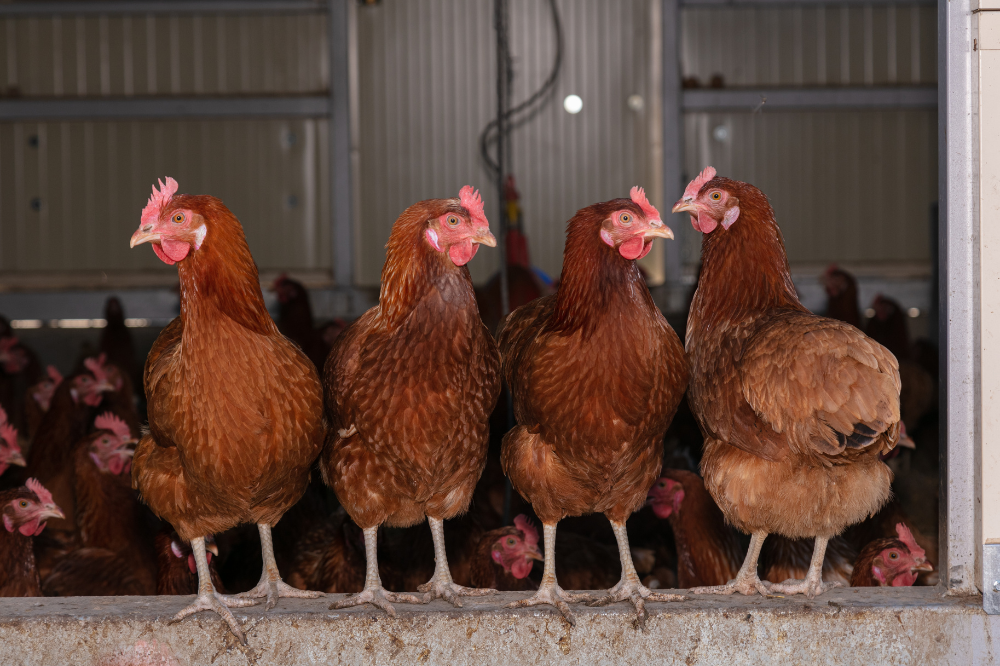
[479,0,563,180]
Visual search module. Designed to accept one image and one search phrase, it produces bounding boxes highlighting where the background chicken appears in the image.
[0,479,64,596]
[645,470,742,588]
[156,532,225,596]
[321,186,500,615]
[99,297,141,396]
[0,406,26,481]
[130,177,325,643]
[499,187,688,627]
[272,274,333,372]
[42,413,154,596]
[469,515,541,591]
[677,166,902,598]
[24,366,63,443]
[849,523,932,586]
[822,264,862,329]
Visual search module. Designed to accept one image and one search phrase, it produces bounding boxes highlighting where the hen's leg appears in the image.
[417,516,497,606]
[505,522,590,625]
[764,535,841,598]
[171,536,259,645]
[585,520,685,630]
[329,526,425,616]
[237,523,322,609]
[691,531,772,596]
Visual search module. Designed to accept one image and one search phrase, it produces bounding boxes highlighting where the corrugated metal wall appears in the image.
[0,13,327,97]
[0,118,330,274]
[682,109,937,266]
[0,11,330,278]
[679,4,937,269]
[680,5,936,87]
[354,0,664,287]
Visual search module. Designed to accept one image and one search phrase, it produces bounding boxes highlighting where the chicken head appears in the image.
[646,476,685,519]
[31,365,63,412]
[598,187,674,260]
[491,515,543,579]
[868,523,933,587]
[170,535,219,575]
[88,412,137,475]
[0,406,26,475]
[0,336,28,374]
[130,177,208,265]
[423,186,497,266]
[672,166,742,234]
[2,479,64,536]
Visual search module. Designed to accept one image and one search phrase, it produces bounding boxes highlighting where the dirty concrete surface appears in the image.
[0,588,994,665]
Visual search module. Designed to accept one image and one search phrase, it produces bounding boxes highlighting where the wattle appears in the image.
[619,235,646,260]
[448,240,478,266]
[153,238,191,265]
[691,212,718,234]
[510,558,533,579]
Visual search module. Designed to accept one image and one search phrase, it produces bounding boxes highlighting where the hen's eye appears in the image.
[19,501,28,508]
[447,215,460,227]
[172,213,184,223]
[620,213,632,225]
[711,192,722,201]
[889,551,899,559]
[506,537,516,546]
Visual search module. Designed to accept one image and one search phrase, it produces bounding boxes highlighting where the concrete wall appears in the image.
[0,589,994,665]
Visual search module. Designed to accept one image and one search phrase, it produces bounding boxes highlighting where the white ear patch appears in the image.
[600,229,615,248]
[193,224,207,250]
[722,206,740,230]
[425,228,443,251]
[171,541,184,558]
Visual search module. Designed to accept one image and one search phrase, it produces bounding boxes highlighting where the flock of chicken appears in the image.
[0,169,937,644]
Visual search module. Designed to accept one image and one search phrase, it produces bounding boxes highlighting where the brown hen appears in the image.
[499,188,689,627]
[676,167,901,598]
[130,177,325,643]
[320,187,500,615]
[0,480,64,596]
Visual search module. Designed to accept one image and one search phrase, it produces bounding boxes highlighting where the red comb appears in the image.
[459,186,489,231]
[513,514,539,548]
[25,478,54,506]
[141,177,179,226]
[84,355,109,383]
[0,422,18,450]
[95,412,131,442]
[682,166,717,200]
[630,186,661,221]
[895,523,926,560]
[47,365,63,384]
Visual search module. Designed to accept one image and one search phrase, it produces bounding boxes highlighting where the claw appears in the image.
[506,583,580,626]
[238,579,321,610]
[172,592,258,645]
[418,579,496,608]
[330,586,426,617]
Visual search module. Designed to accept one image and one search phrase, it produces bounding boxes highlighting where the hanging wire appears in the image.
[479,0,564,181]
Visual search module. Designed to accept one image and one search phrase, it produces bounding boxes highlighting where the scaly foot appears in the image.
[237,578,322,610]
[585,577,686,630]
[329,585,426,617]
[766,577,842,598]
[507,582,590,626]
[691,571,772,597]
[418,577,496,607]
[171,591,259,645]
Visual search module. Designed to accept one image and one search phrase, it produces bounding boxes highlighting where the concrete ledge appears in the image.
[0,588,994,665]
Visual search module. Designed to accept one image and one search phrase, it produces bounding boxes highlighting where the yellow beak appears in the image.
[41,504,66,521]
[643,221,675,240]
[130,227,160,248]
[474,229,498,248]
[672,200,698,214]
[8,451,26,467]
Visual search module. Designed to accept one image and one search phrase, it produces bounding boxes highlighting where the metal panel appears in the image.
[0,2,324,16]
[680,4,936,88]
[682,109,937,267]
[683,85,937,110]
[0,119,331,274]
[0,96,331,121]
[354,0,663,287]
[0,12,328,97]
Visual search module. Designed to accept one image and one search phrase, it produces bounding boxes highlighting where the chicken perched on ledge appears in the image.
[499,188,688,627]
[321,187,500,615]
[1,479,64,596]
[130,178,325,643]
[676,167,902,598]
